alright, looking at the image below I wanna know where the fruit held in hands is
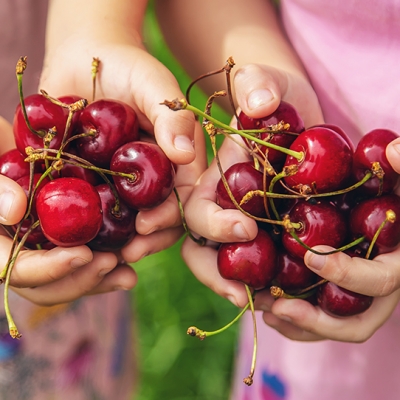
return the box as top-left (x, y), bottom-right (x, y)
top-left (111, 141), bottom-right (175, 211)
top-left (217, 228), bottom-right (278, 290)
top-left (36, 177), bottom-right (103, 247)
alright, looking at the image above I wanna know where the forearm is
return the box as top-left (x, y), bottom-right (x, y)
top-left (46, 0), bottom-right (148, 51)
top-left (155, 0), bottom-right (307, 94)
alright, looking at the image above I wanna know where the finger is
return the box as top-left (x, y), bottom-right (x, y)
top-left (12, 251), bottom-right (119, 306)
top-left (121, 226), bottom-right (184, 263)
top-left (181, 236), bottom-right (248, 307)
top-left (304, 245), bottom-right (400, 297)
top-left (386, 137), bottom-right (400, 174)
top-left (268, 290), bottom-right (400, 342)
top-left (0, 175), bottom-right (28, 225)
top-left (2, 238), bottom-right (94, 288)
top-left (184, 138), bottom-right (258, 243)
top-left (0, 116), bottom-right (16, 151)
top-left (233, 63), bottom-right (324, 127)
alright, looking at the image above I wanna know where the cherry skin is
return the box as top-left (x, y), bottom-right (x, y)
top-left (217, 228), bottom-right (278, 290)
top-left (317, 281), bottom-right (373, 317)
top-left (36, 177), bottom-right (103, 247)
top-left (310, 123), bottom-right (355, 152)
top-left (352, 128), bottom-right (400, 196)
top-left (13, 93), bottom-right (71, 156)
top-left (75, 99), bottom-right (140, 168)
top-left (282, 199), bottom-right (348, 259)
top-left (88, 184), bottom-right (137, 252)
top-left (216, 161), bottom-right (271, 218)
top-left (349, 193), bottom-right (400, 255)
top-left (110, 141), bottom-right (175, 211)
top-left (0, 148), bottom-right (43, 181)
top-left (238, 100), bottom-right (304, 167)
top-left (273, 250), bottom-right (319, 292)
top-left (283, 126), bottom-right (353, 194)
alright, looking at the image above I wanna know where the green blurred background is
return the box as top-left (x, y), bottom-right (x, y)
top-left (131, 3), bottom-right (240, 400)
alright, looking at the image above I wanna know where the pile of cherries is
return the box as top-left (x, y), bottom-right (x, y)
top-left (0, 57), bottom-right (175, 339)
top-left (215, 100), bottom-right (400, 318)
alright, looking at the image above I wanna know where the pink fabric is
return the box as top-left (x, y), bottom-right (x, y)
top-left (231, 1), bottom-right (400, 399)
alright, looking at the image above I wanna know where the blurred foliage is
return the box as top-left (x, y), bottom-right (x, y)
top-left (131, 4), bottom-right (240, 400)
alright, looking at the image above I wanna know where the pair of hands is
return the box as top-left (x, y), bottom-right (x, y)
top-left (181, 63), bottom-right (400, 343)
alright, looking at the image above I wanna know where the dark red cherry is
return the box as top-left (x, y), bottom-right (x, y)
top-left (283, 126), bottom-right (353, 194)
top-left (13, 93), bottom-right (71, 155)
top-left (349, 193), bottom-right (400, 255)
top-left (36, 177), bottom-right (103, 247)
top-left (216, 161), bottom-right (271, 218)
top-left (88, 184), bottom-right (137, 251)
top-left (217, 228), bottom-right (278, 290)
top-left (110, 141), bottom-right (175, 211)
top-left (238, 101), bottom-right (304, 166)
top-left (317, 281), bottom-right (373, 317)
top-left (311, 123), bottom-right (355, 152)
top-left (352, 128), bottom-right (400, 196)
top-left (75, 99), bottom-right (140, 168)
top-left (0, 148), bottom-right (42, 181)
top-left (282, 199), bottom-right (348, 259)
top-left (273, 250), bottom-right (319, 291)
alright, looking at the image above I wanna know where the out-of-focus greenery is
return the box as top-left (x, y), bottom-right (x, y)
top-left (131, 4), bottom-right (240, 400)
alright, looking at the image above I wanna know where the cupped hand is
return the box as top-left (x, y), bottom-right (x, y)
top-left (181, 64), bottom-right (323, 307)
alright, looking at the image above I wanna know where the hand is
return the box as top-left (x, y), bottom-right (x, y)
top-left (39, 18), bottom-right (207, 263)
top-left (0, 118), bottom-right (137, 306)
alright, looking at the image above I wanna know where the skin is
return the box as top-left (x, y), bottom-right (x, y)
top-left (156, 0), bottom-right (400, 342)
top-left (3, 0), bottom-right (207, 306)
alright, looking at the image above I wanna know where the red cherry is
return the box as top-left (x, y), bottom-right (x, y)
top-left (36, 177), bottom-right (103, 247)
top-left (352, 128), bottom-right (400, 196)
top-left (110, 141), bottom-right (175, 211)
top-left (217, 229), bottom-right (278, 290)
top-left (349, 193), bottom-right (400, 255)
top-left (216, 161), bottom-right (270, 218)
top-left (238, 101), bottom-right (304, 166)
top-left (283, 126), bottom-right (353, 194)
top-left (88, 184), bottom-right (137, 251)
top-left (317, 281), bottom-right (373, 317)
top-left (75, 99), bottom-right (140, 168)
top-left (13, 93), bottom-right (71, 155)
top-left (0, 148), bottom-right (42, 181)
top-left (282, 199), bottom-right (348, 259)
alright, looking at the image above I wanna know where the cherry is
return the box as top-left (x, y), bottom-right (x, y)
top-left (13, 93), bottom-right (71, 156)
top-left (352, 128), bottom-right (400, 196)
top-left (216, 161), bottom-right (271, 218)
top-left (349, 193), bottom-right (400, 255)
top-left (317, 281), bottom-right (373, 317)
top-left (283, 126), bottom-right (354, 194)
top-left (36, 177), bottom-right (103, 247)
top-left (238, 101), bottom-right (304, 167)
top-left (0, 148), bottom-right (42, 181)
top-left (282, 199), bottom-right (348, 259)
top-left (311, 123), bottom-right (355, 152)
top-left (273, 250), bottom-right (319, 292)
top-left (217, 228), bottom-right (278, 290)
top-left (88, 184), bottom-right (137, 252)
top-left (110, 141), bottom-right (175, 211)
top-left (75, 99), bottom-right (140, 168)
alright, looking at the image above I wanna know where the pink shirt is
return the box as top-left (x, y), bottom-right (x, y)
top-left (232, 1), bottom-right (400, 399)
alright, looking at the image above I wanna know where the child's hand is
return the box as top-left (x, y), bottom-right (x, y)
top-left (0, 118), bottom-right (137, 306)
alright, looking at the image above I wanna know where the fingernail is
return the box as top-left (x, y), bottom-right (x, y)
top-left (306, 253), bottom-right (326, 271)
top-left (233, 222), bottom-right (250, 240)
top-left (70, 257), bottom-right (90, 269)
top-left (258, 301), bottom-right (271, 312)
top-left (393, 143), bottom-right (400, 155)
top-left (227, 295), bottom-right (238, 306)
top-left (98, 268), bottom-right (113, 277)
top-left (114, 286), bottom-right (129, 291)
top-left (247, 89), bottom-right (274, 110)
top-left (278, 315), bottom-right (292, 323)
top-left (0, 190), bottom-right (15, 222)
top-left (174, 135), bottom-right (195, 154)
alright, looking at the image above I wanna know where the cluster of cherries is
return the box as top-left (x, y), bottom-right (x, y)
top-left (216, 100), bottom-right (400, 318)
top-left (0, 57), bottom-right (175, 338)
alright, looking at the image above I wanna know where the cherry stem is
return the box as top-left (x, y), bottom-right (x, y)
top-left (270, 284), bottom-right (319, 299)
top-left (187, 302), bottom-right (250, 340)
top-left (366, 209), bottom-right (396, 259)
top-left (173, 187), bottom-right (205, 246)
top-left (243, 284), bottom-right (257, 386)
top-left (15, 56), bottom-right (45, 138)
top-left (91, 57), bottom-right (101, 102)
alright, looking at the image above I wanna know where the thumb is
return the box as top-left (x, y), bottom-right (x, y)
top-left (386, 137), bottom-right (400, 174)
top-left (0, 175), bottom-right (27, 225)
